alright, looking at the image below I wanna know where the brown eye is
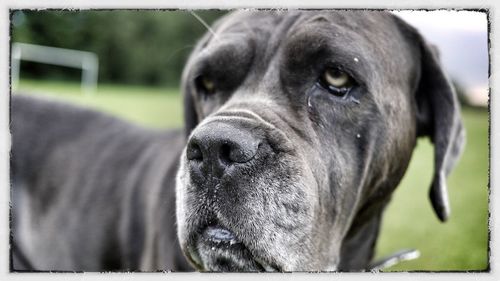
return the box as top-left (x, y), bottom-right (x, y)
top-left (195, 75), bottom-right (216, 95)
top-left (319, 68), bottom-right (354, 97)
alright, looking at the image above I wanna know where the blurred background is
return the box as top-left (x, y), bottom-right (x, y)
top-left (10, 10), bottom-right (489, 271)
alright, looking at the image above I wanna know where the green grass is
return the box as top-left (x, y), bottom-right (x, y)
top-left (14, 79), bottom-right (489, 271)
top-left (15, 79), bottom-right (184, 129)
top-left (375, 107), bottom-right (489, 271)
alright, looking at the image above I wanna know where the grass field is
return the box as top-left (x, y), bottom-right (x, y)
top-left (14, 79), bottom-right (490, 271)
top-left (15, 79), bottom-right (184, 129)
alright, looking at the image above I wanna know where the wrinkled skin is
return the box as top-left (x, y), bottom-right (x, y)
top-left (176, 10), bottom-right (465, 272)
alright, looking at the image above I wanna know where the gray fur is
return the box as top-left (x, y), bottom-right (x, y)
top-left (11, 95), bottom-right (190, 271)
top-left (11, 10), bottom-right (464, 272)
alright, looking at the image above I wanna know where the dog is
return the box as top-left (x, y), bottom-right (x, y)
top-left (10, 10), bottom-right (465, 272)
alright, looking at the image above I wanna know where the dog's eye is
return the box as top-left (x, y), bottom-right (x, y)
top-left (324, 69), bottom-right (350, 87)
top-left (195, 76), bottom-right (216, 95)
top-left (319, 68), bottom-right (354, 97)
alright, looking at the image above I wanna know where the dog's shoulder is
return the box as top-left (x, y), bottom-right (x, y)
top-left (11, 94), bottom-right (185, 183)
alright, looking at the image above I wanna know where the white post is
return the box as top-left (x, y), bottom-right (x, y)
top-left (10, 43), bottom-right (99, 94)
top-left (81, 53), bottom-right (99, 95)
top-left (11, 44), bottom-right (21, 90)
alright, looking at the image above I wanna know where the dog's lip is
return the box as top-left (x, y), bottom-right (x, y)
top-left (188, 224), bottom-right (281, 272)
top-left (253, 256), bottom-right (280, 272)
top-left (203, 225), bottom-right (240, 245)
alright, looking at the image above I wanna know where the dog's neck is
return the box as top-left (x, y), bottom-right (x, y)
top-left (338, 197), bottom-right (388, 271)
top-left (117, 135), bottom-right (192, 271)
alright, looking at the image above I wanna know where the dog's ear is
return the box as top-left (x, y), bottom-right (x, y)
top-left (417, 40), bottom-right (466, 222)
top-left (395, 15), bottom-right (466, 222)
top-left (183, 82), bottom-right (199, 138)
top-left (181, 44), bottom-right (204, 138)
top-left (181, 30), bottom-right (216, 138)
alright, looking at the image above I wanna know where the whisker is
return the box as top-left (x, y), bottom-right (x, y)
top-left (190, 11), bottom-right (219, 42)
top-left (165, 44), bottom-right (196, 64)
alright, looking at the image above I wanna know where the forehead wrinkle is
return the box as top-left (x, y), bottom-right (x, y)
top-left (284, 24), bottom-right (374, 82)
top-left (204, 11), bottom-right (288, 72)
top-left (260, 12), bottom-right (304, 64)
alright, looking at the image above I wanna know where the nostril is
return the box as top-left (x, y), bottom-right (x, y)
top-left (186, 140), bottom-right (203, 161)
top-left (219, 143), bottom-right (232, 164)
top-left (226, 141), bottom-right (260, 164)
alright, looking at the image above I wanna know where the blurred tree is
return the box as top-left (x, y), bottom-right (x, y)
top-left (11, 10), bottom-right (226, 88)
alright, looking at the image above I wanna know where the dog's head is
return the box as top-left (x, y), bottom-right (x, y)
top-left (175, 10), bottom-right (465, 271)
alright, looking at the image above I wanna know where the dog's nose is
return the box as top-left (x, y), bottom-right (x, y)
top-left (186, 122), bottom-right (260, 177)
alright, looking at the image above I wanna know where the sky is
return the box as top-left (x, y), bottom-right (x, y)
top-left (393, 10), bottom-right (489, 106)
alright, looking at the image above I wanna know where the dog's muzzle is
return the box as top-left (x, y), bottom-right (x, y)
top-left (183, 119), bottom-right (279, 271)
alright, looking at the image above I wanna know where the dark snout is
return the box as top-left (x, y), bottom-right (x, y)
top-left (178, 112), bottom-right (317, 271)
top-left (183, 120), bottom-right (278, 271)
top-left (186, 122), bottom-right (262, 180)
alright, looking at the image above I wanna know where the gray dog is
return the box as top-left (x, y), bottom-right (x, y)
top-left (10, 10), bottom-right (465, 272)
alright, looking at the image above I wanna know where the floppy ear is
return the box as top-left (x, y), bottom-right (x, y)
top-left (183, 82), bottom-right (199, 138)
top-left (410, 24), bottom-right (466, 222)
top-left (181, 30), bottom-right (216, 138)
top-left (181, 43), bottom-right (204, 138)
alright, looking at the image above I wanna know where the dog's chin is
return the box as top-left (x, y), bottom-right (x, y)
top-left (186, 225), bottom-right (279, 272)
top-left (195, 242), bottom-right (276, 272)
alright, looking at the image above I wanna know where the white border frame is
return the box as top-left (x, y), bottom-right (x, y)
top-left (0, 1), bottom-right (496, 281)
